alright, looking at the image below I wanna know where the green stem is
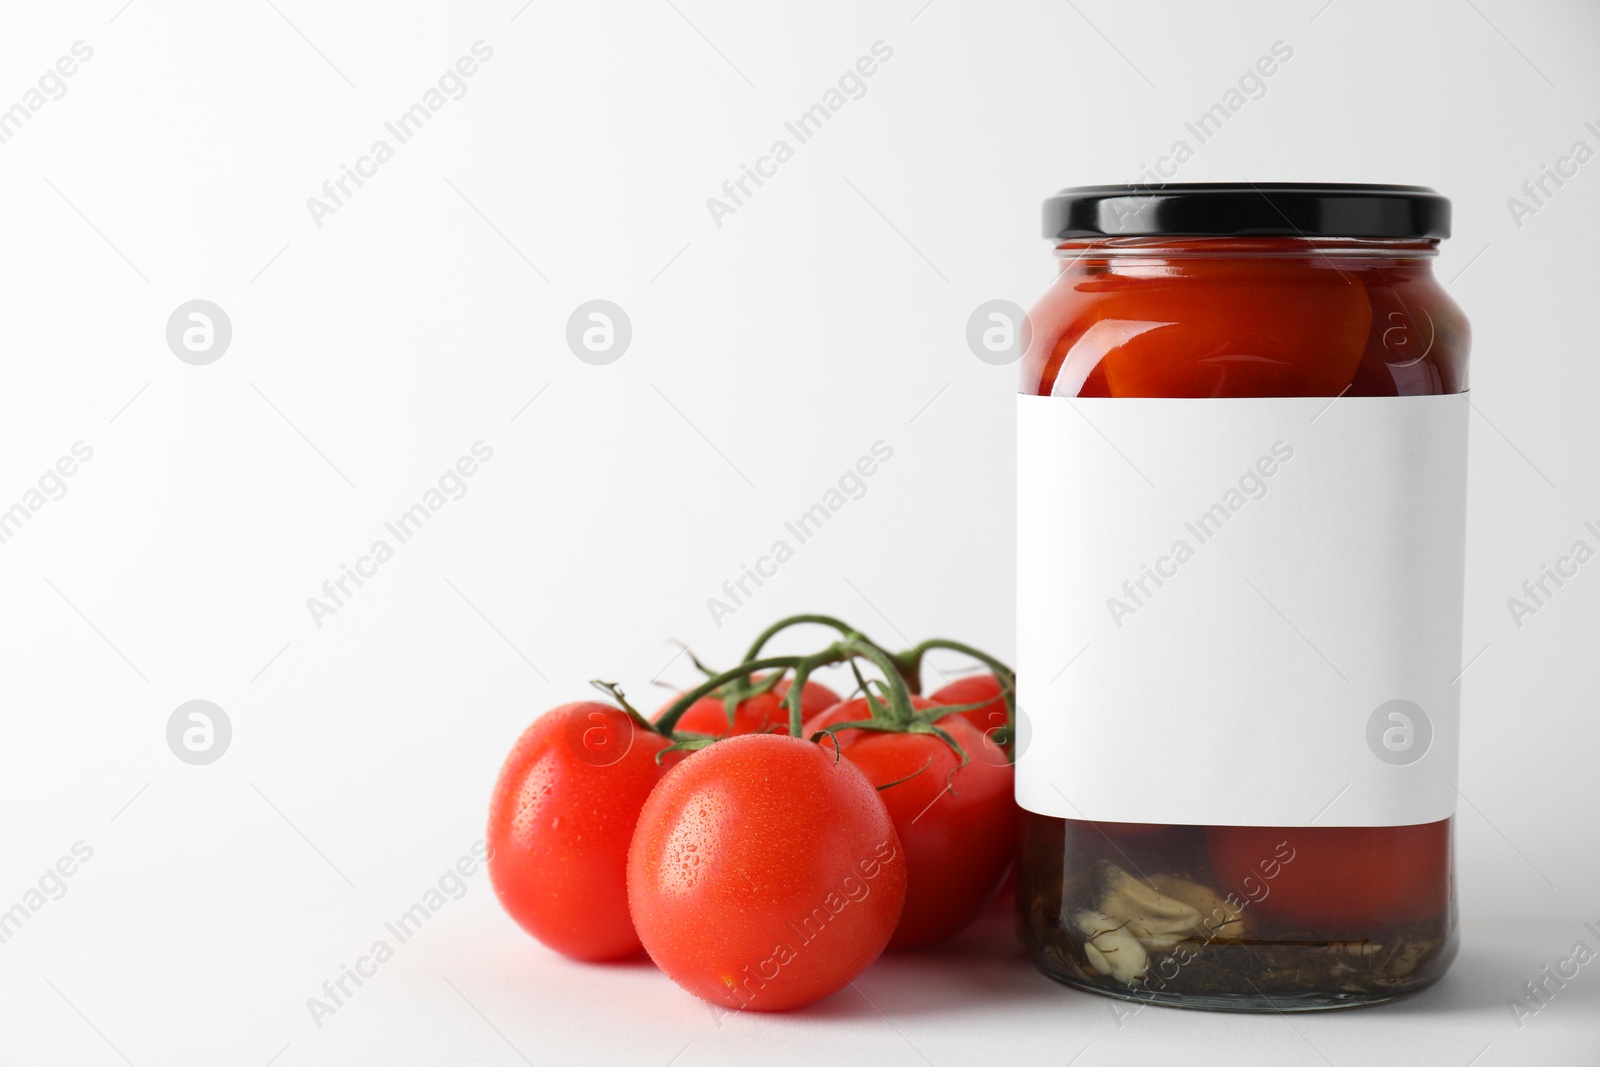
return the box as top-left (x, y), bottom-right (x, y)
top-left (740, 614), bottom-right (922, 694)
top-left (843, 639), bottom-right (920, 725)
top-left (908, 638), bottom-right (1013, 690)
top-left (784, 660), bottom-right (813, 739)
top-left (589, 680), bottom-right (661, 735)
top-left (656, 636), bottom-right (921, 740)
top-left (654, 655), bottom-right (805, 735)
top-left (903, 637), bottom-right (1016, 738)
top-left (738, 614), bottom-right (859, 662)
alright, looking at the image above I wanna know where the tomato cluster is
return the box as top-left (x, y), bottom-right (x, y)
top-left (485, 615), bottom-right (1018, 1011)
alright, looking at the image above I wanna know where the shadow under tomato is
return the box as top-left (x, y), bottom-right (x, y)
top-left (770, 908), bottom-right (1064, 1023)
top-left (586, 950), bottom-right (657, 970)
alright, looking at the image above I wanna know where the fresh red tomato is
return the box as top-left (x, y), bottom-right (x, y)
top-left (658, 676), bottom-right (839, 737)
top-left (802, 694), bottom-right (940, 751)
top-left (841, 716), bottom-right (1016, 948)
top-left (487, 702), bottom-right (670, 961)
top-left (627, 734), bottom-right (907, 1011)
top-left (928, 673), bottom-right (1009, 743)
top-left (1028, 248), bottom-right (1375, 399)
top-left (1206, 820), bottom-right (1451, 931)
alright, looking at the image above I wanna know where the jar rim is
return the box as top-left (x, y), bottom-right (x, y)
top-left (1051, 235), bottom-right (1440, 260)
top-left (1043, 183), bottom-right (1450, 242)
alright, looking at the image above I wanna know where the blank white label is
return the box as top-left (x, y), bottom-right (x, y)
top-left (1015, 393), bottom-right (1467, 828)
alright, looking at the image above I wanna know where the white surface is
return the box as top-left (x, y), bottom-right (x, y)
top-left (0, 0), bottom-right (1597, 1064)
top-left (1016, 395), bottom-right (1468, 827)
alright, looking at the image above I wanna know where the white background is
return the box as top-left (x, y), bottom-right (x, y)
top-left (0, 1), bottom-right (1596, 1064)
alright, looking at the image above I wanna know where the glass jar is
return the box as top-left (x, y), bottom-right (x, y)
top-left (1014, 184), bottom-right (1468, 1011)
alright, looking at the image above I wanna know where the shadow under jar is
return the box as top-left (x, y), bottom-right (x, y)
top-left (1014, 185), bottom-right (1468, 1012)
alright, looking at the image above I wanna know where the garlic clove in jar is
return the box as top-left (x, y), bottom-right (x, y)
top-left (1073, 909), bottom-right (1150, 983)
top-left (1096, 865), bottom-right (1206, 950)
top-left (1073, 864), bottom-right (1257, 983)
top-left (1146, 873), bottom-right (1249, 943)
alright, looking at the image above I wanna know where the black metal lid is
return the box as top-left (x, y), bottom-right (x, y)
top-left (1043, 183), bottom-right (1450, 241)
